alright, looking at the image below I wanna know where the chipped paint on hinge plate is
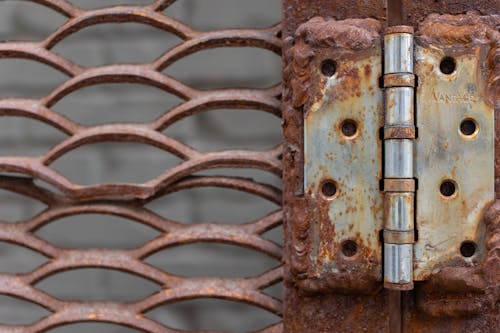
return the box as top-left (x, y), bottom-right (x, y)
top-left (413, 42), bottom-right (495, 280)
top-left (304, 45), bottom-right (384, 286)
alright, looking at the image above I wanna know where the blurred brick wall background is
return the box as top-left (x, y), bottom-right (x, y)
top-left (0, 0), bottom-right (282, 331)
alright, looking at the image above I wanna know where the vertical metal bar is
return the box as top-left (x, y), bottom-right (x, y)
top-left (383, 26), bottom-right (416, 290)
top-left (389, 290), bottom-right (402, 333)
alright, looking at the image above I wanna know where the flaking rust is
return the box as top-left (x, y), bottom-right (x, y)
top-left (286, 17), bottom-right (384, 294)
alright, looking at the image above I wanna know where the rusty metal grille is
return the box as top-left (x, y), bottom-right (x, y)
top-left (0, 0), bottom-right (283, 332)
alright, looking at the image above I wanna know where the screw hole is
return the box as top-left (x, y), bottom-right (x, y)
top-left (341, 119), bottom-right (358, 138)
top-left (321, 180), bottom-right (337, 198)
top-left (460, 241), bottom-right (476, 257)
top-left (341, 240), bottom-right (358, 257)
top-left (460, 118), bottom-right (477, 137)
top-left (440, 180), bottom-right (456, 197)
top-left (439, 56), bottom-right (456, 75)
top-left (321, 59), bottom-right (337, 77)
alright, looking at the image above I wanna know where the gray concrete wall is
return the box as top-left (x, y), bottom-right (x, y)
top-left (0, 0), bottom-right (282, 331)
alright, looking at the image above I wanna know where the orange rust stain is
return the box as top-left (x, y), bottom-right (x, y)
top-left (364, 64), bottom-right (372, 77)
top-left (328, 66), bottom-right (363, 101)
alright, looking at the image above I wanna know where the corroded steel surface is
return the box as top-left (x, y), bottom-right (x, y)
top-left (296, 17), bottom-right (384, 293)
top-left (0, 0), bottom-right (283, 332)
top-left (399, 0), bottom-right (499, 27)
top-left (403, 203), bottom-right (499, 331)
top-left (282, 2), bottom-right (391, 332)
top-left (414, 13), bottom-right (497, 280)
top-left (282, 0), bottom-right (388, 37)
top-left (283, 1), bottom-right (499, 332)
top-left (402, 13), bottom-right (500, 332)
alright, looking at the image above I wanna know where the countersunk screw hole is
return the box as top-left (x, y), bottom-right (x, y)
top-left (460, 241), bottom-right (476, 257)
top-left (342, 240), bottom-right (358, 257)
top-left (321, 59), bottom-right (337, 77)
top-left (341, 119), bottom-right (358, 138)
top-left (460, 119), bottom-right (477, 137)
top-left (439, 56), bottom-right (456, 75)
top-left (321, 180), bottom-right (337, 198)
top-left (440, 180), bottom-right (456, 197)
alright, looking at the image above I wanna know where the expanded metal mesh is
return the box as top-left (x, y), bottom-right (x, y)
top-left (0, 0), bottom-right (283, 331)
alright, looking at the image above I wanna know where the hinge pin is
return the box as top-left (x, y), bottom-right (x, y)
top-left (383, 26), bottom-right (416, 290)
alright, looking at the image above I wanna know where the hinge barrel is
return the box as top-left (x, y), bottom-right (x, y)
top-left (383, 27), bottom-right (416, 290)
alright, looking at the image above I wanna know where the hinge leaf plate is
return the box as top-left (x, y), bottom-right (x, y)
top-left (413, 42), bottom-right (495, 279)
top-left (301, 19), bottom-right (384, 292)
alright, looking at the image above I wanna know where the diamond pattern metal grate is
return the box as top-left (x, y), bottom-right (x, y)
top-left (0, 0), bottom-right (283, 331)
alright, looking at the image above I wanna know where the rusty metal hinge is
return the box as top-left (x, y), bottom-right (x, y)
top-left (299, 16), bottom-right (495, 293)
